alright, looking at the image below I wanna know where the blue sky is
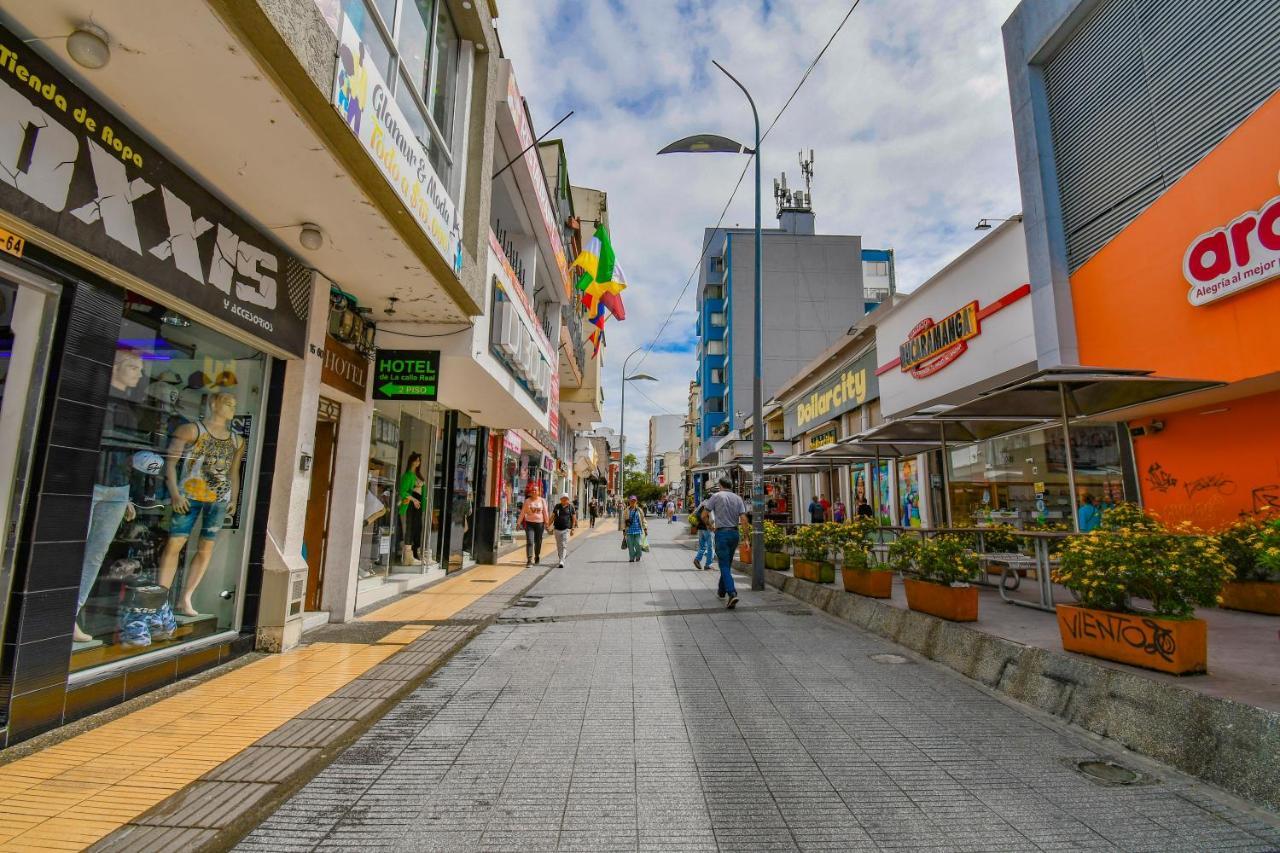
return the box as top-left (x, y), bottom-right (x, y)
top-left (497, 0), bottom-right (1023, 455)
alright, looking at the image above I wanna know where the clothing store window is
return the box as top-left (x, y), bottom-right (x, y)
top-left (72, 296), bottom-right (266, 672)
top-left (438, 412), bottom-right (482, 569)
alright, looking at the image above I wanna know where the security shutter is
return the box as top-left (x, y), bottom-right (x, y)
top-left (1043, 0), bottom-right (1280, 271)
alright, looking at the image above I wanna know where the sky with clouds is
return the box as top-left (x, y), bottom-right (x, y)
top-left (496, 0), bottom-right (1023, 457)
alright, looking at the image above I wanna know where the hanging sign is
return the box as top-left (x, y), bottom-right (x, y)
top-left (808, 426), bottom-right (839, 450)
top-left (0, 26), bottom-right (311, 356)
top-left (899, 301), bottom-right (980, 376)
top-left (321, 334), bottom-right (368, 398)
top-left (373, 349), bottom-right (440, 400)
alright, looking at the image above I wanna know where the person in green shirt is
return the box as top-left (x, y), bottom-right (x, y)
top-left (398, 452), bottom-right (425, 564)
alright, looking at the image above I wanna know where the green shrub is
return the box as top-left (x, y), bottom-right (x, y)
top-left (1255, 517), bottom-right (1280, 582)
top-left (886, 533), bottom-right (921, 573)
top-left (762, 520), bottom-right (789, 554)
top-left (842, 546), bottom-right (871, 572)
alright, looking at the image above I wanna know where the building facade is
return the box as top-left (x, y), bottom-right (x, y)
top-left (693, 194), bottom-right (893, 461)
top-left (0, 0), bottom-right (605, 745)
top-left (1004, 0), bottom-right (1280, 529)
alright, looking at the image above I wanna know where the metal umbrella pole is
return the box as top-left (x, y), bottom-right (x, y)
top-left (1059, 382), bottom-right (1080, 532)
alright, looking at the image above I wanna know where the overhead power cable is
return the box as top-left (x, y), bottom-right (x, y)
top-left (632, 0), bottom-right (863, 374)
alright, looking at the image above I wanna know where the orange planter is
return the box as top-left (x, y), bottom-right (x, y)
top-left (1056, 604), bottom-right (1207, 675)
top-left (738, 544), bottom-right (752, 564)
top-left (903, 578), bottom-right (978, 622)
top-left (1218, 581), bottom-right (1280, 615)
top-left (843, 567), bottom-right (893, 598)
top-left (764, 552), bottom-right (791, 571)
top-left (792, 559), bottom-right (835, 584)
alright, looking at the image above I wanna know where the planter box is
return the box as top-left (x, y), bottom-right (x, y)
top-left (764, 551), bottom-right (791, 571)
top-left (1219, 581), bottom-right (1280, 615)
top-left (842, 567), bottom-right (893, 598)
top-left (903, 577), bottom-right (977, 622)
top-left (1056, 603), bottom-right (1206, 675)
top-left (738, 544), bottom-right (751, 564)
top-left (792, 558), bottom-right (835, 584)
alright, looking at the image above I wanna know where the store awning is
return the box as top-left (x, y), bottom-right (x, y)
top-left (939, 368), bottom-right (1222, 420)
top-left (835, 436), bottom-right (942, 458)
top-left (857, 415), bottom-right (1047, 446)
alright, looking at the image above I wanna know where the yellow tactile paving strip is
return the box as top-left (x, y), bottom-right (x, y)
top-left (358, 563), bottom-right (525, 622)
top-left (0, 642), bottom-right (395, 852)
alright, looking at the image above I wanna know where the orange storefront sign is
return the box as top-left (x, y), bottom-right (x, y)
top-left (1070, 91), bottom-right (1280, 382)
top-left (1069, 92), bottom-right (1280, 530)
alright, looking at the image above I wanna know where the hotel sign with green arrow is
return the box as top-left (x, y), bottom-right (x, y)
top-left (373, 349), bottom-right (441, 401)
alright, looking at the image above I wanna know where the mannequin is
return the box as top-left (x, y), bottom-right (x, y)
top-left (397, 452), bottom-right (425, 565)
top-left (74, 348), bottom-right (145, 644)
top-left (158, 392), bottom-right (244, 617)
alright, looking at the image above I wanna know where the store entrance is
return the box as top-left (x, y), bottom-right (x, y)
top-left (303, 398), bottom-right (340, 613)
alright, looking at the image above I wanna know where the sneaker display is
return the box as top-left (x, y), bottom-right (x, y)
top-left (118, 607), bottom-right (152, 648)
top-left (148, 601), bottom-right (177, 641)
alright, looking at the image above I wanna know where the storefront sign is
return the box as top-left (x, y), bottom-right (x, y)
top-left (333, 12), bottom-right (462, 277)
top-left (372, 349), bottom-right (440, 400)
top-left (503, 430), bottom-right (523, 455)
top-left (900, 301), bottom-right (980, 376)
top-left (504, 71), bottom-right (571, 298)
top-left (808, 427), bottom-right (838, 450)
top-left (321, 334), bottom-right (368, 398)
top-left (1182, 191), bottom-right (1280, 306)
top-left (0, 28), bottom-right (311, 356)
top-left (784, 350), bottom-right (878, 438)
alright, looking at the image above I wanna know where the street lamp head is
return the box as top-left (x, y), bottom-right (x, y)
top-left (657, 134), bottom-right (753, 156)
top-left (974, 219), bottom-right (993, 231)
top-left (625, 373), bottom-right (659, 382)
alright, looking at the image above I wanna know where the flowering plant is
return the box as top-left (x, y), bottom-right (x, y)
top-left (1054, 512), bottom-right (1233, 618)
top-left (1253, 517), bottom-right (1280, 582)
top-left (829, 518), bottom-right (877, 559)
top-left (791, 524), bottom-right (834, 562)
top-left (842, 546), bottom-right (871, 572)
top-left (913, 535), bottom-right (980, 586)
top-left (1098, 502), bottom-right (1164, 532)
top-left (887, 533), bottom-right (921, 573)
top-left (762, 520), bottom-right (789, 554)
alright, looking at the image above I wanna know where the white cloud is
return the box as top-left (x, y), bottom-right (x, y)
top-left (497, 0), bottom-right (1023, 449)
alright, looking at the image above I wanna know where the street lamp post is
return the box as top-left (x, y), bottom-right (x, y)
top-left (658, 61), bottom-right (765, 591)
top-left (618, 346), bottom-right (658, 530)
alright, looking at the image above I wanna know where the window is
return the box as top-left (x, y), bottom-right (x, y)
top-left (705, 398), bottom-right (725, 414)
top-left (709, 312), bottom-right (726, 327)
top-left (709, 256), bottom-right (725, 274)
top-left (73, 298), bottom-right (267, 672)
top-left (709, 368), bottom-right (724, 385)
top-left (863, 260), bottom-right (890, 277)
top-left (343, 0), bottom-right (462, 183)
top-left (706, 340), bottom-right (725, 355)
top-left (705, 284), bottom-right (724, 300)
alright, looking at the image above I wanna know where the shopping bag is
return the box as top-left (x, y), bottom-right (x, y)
top-left (640, 534), bottom-right (650, 553)
top-left (620, 537), bottom-right (628, 550)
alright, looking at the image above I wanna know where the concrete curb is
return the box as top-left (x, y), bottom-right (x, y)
top-left (86, 533), bottom-right (602, 853)
top-left (754, 565), bottom-right (1280, 813)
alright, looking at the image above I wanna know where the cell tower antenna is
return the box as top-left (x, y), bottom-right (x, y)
top-left (799, 149), bottom-right (814, 209)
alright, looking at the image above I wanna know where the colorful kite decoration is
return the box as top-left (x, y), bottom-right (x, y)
top-left (571, 224), bottom-right (628, 357)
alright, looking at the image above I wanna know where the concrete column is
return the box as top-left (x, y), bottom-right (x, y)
top-left (320, 383), bottom-right (374, 622)
top-left (256, 274), bottom-right (328, 652)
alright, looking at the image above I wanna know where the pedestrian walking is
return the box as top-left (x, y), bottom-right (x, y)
top-left (701, 477), bottom-right (747, 609)
top-left (623, 495), bottom-right (647, 562)
top-left (833, 500), bottom-right (847, 523)
top-left (588, 499), bottom-right (598, 528)
top-left (519, 483), bottom-right (548, 567)
top-left (552, 493), bottom-right (575, 567)
top-left (692, 488), bottom-right (714, 570)
top-left (808, 495), bottom-right (825, 525)
top-left (667, 499), bottom-right (677, 523)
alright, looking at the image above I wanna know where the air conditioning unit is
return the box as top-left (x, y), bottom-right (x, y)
top-left (535, 359), bottom-right (549, 398)
top-left (493, 300), bottom-right (518, 356)
top-left (523, 336), bottom-right (538, 381)
top-left (514, 329), bottom-right (530, 377)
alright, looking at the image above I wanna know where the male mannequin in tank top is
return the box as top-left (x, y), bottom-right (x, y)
top-left (158, 392), bottom-right (244, 617)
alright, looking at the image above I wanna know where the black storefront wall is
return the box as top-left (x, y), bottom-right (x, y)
top-left (0, 28), bottom-right (315, 740)
top-left (0, 248), bottom-right (276, 743)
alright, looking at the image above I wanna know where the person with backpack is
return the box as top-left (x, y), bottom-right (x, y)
top-left (551, 493), bottom-right (576, 568)
top-left (693, 489), bottom-right (714, 570)
top-left (623, 495), bottom-right (647, 562)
